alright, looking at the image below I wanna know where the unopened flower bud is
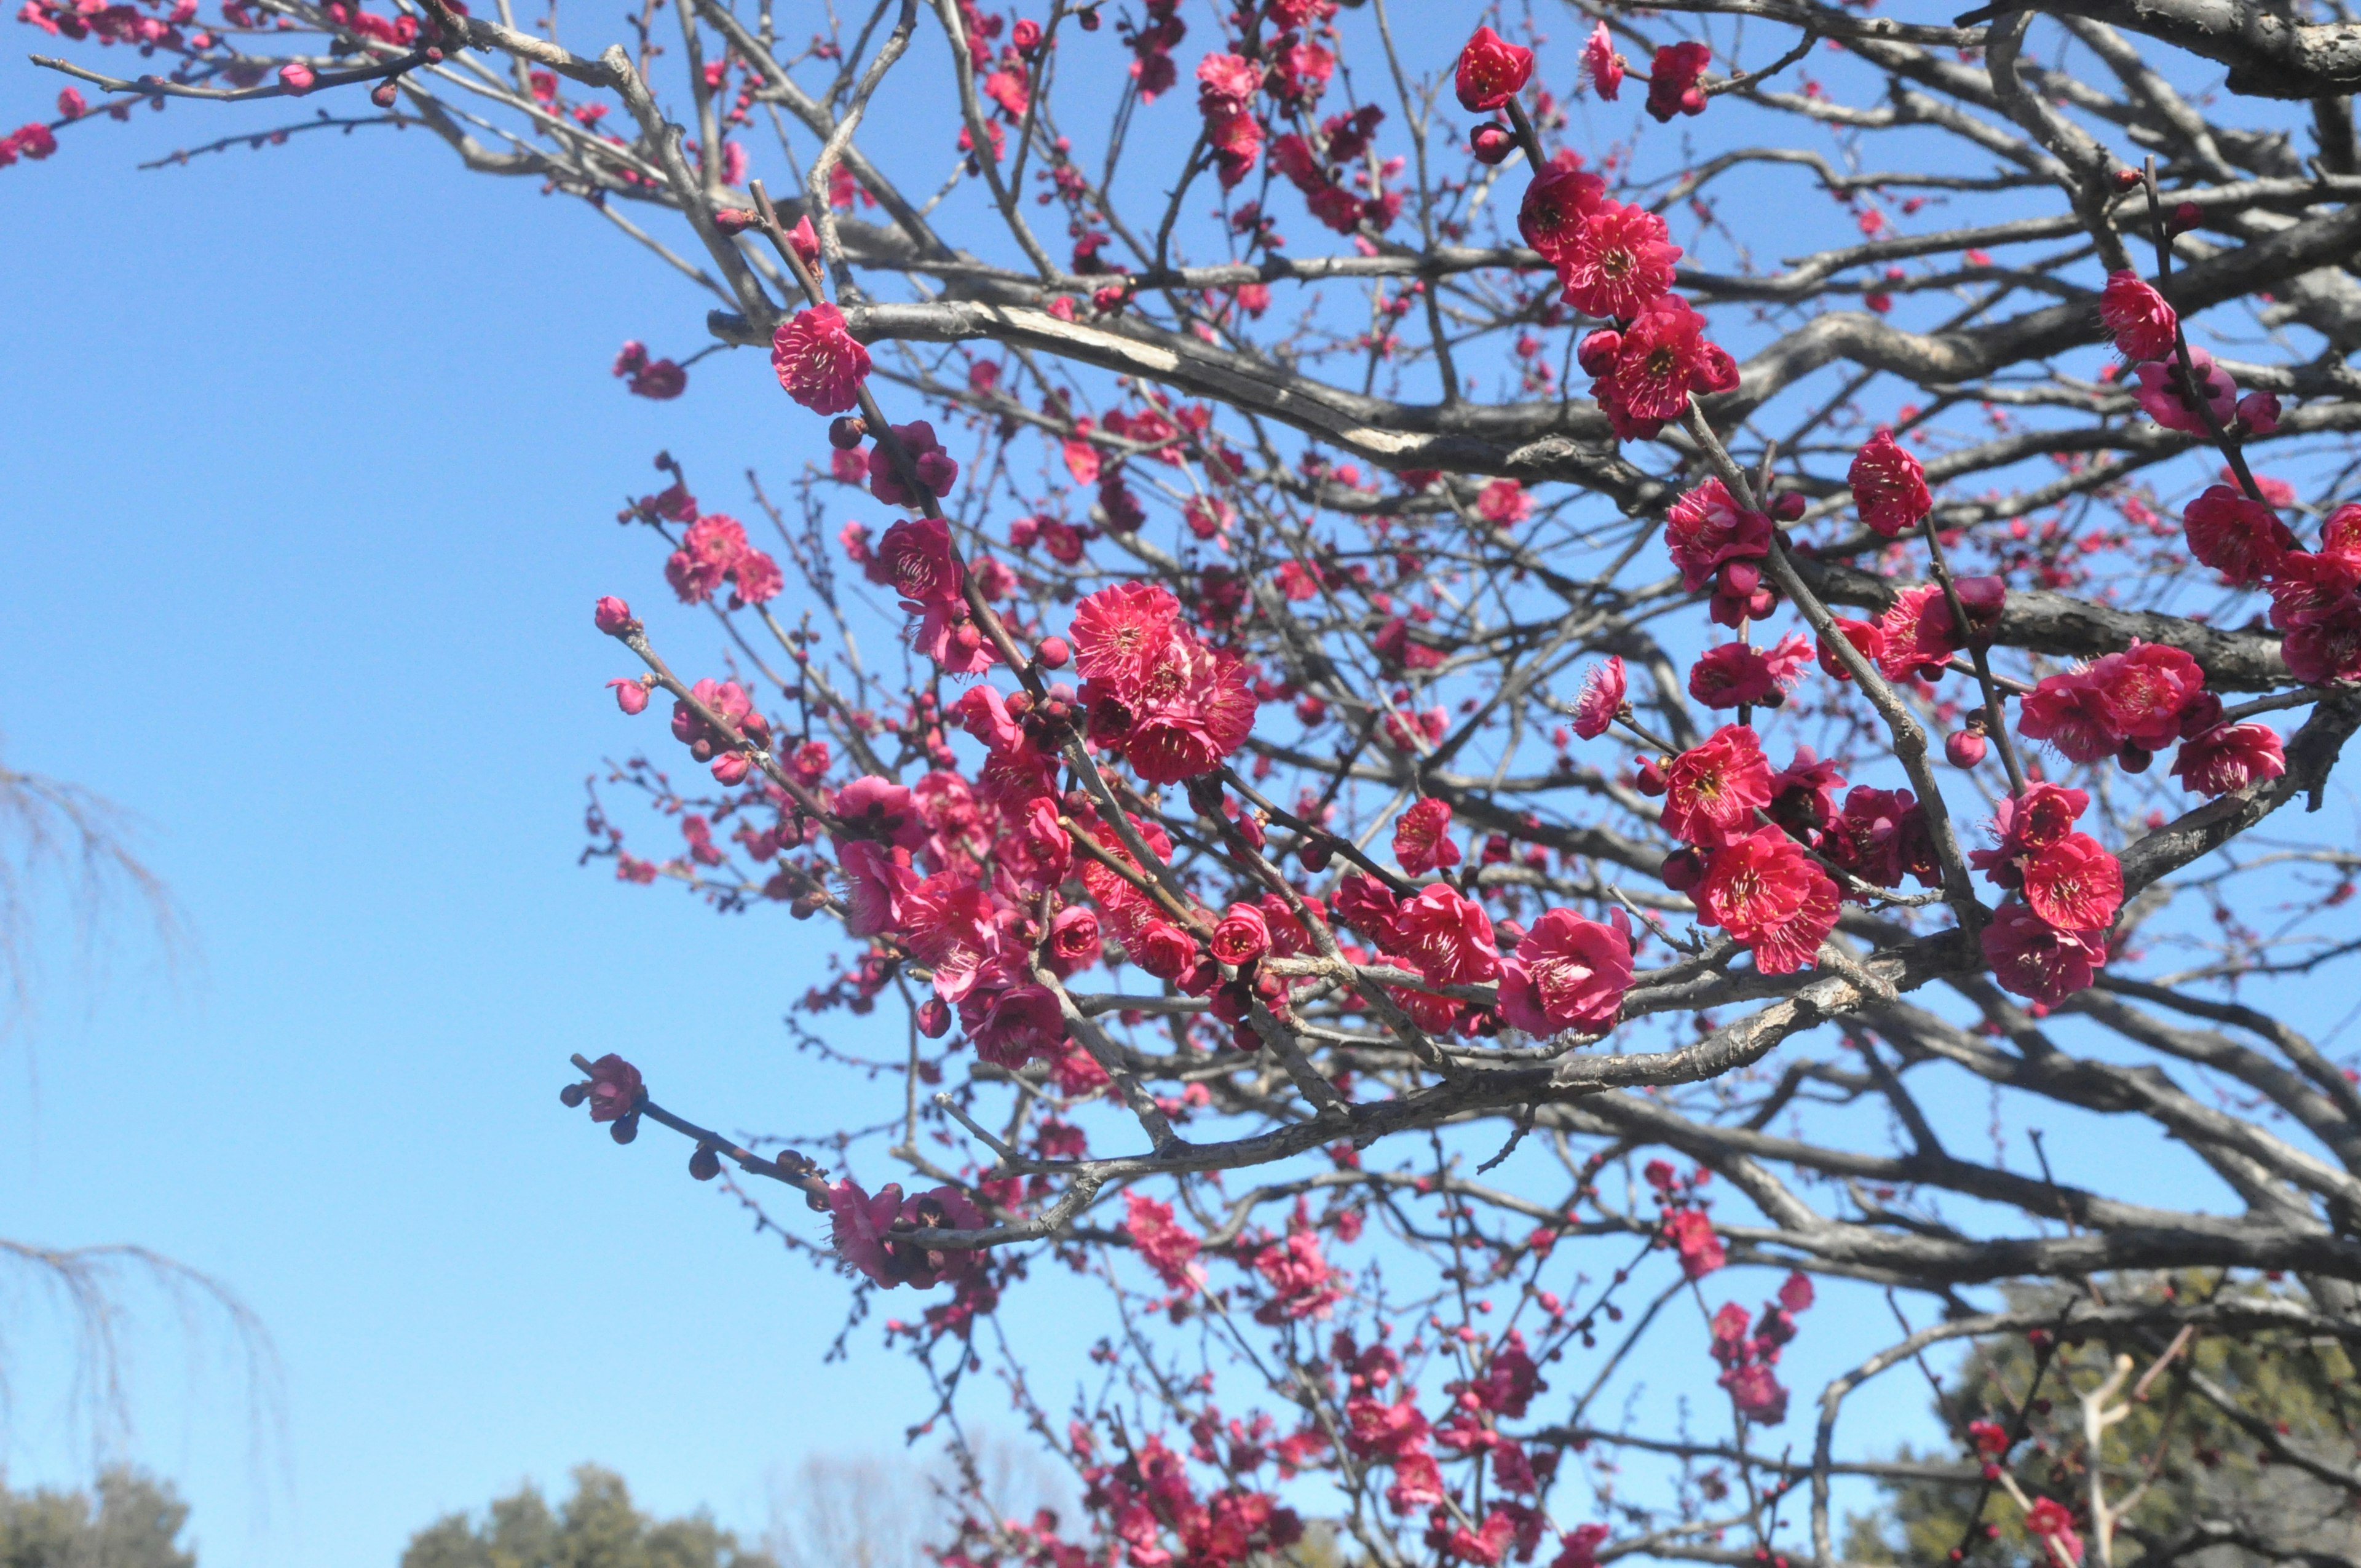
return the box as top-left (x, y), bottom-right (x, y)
top-left (1297, 837), bottom-right (1332, 872)
top-left (1035, 635), bottom-right (1072, 669)
top-left (1769, 491), bottom-right (1807, 523)
top-left (560, 1081), bottom-right (590, 1107)
top-left (917, 998), bottom-right (952, 1037)
top-left (1231, 1019), bottom-right (1262, 1053)
top-left (2113, 167), bottom-right (2143, 192)
top-left (1576, 328), bottom-right (1623, 378)
top-left (1659, 847), bottom-right (1705, 893)
top-left (595, 595), bottom-right (635, 635)
top-left (712, 751), bottom-right (753, 785)
top-left (2118, 742), bottom-right (2153, 773)
top-left (2167, 200), bottom-right (2202, 235)
top-left (1012, 17), bottom-right (1042, 55)
top-left (1717, 559), bottom-right (1761, 597)
top-left (1746, 587), bottom-right (1777, 619)
top-left (608, 678), bottom-right (651, 715)
top-left (689, 1144), bottom-right (722, 1181)
top-left (2236, 390), bottom-right (2280, 435)
top-left (370, 78), bottom-right (399, 107)
top-left (278, 60), bottom-right (316, 93)
top-left (610, 1111), bottom-right (640, 1144)
top-left (828, 415), bottom-right (868, 449)
top-left (1469, 124), bottom-right (1515, 164)
top-left (1077, 4), bottom-right (1099, 29)
top-left (713, 207), bottom-right (757, 234)
top-left (1635, 756), bottom-right (1667, 796)
top-left (1945, 729), bottom-right (1987, 769)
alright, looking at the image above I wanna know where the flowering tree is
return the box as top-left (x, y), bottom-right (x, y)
top-left (19, 0), bottom-right (2361, 1565)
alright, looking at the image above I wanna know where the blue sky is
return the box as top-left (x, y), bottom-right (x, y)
top-left (0, 53), bottom-right (945, 1558)
top-left (4, 12), bottom-right (2352, 1568)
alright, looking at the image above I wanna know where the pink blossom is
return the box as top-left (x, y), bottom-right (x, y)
top-left (1982, 902), bottom-right (2108, 1004)
top-left (1387, 884), bottom-right (1501, 989)
top-left (1556, 200), bottom-right (1680, 322)
top-left (1211, 903), bottom-right (1273, 968)
top-left (1645, 41), bottom-right (1712, 121)
top-left (1497, 906), bottom-right (1631, 1037)
top-left (1123, 1190), bottom-right (1204, 1293)
top-left (2172, 721), bottom-right (2285, 796)
top-left (828, 1178), bottom-right (989, 1289)
top-left (2019, 832), bottom-right (2124, 930)
top-left (1698, 826), bottom-right (1840, 974)
top-left (1664, 478), bottom-right (1771, 593)
top-left (1453, 26), bottom-right (1533, 113)
top-left (2098, 271), bottom-right (2177, 360)
top-left (1664, 1208), bottom-right (1724, 1277)
top-left (1848, 429), bottom-right (1931, 537)
top-left (1476, 478), bottom-right (1531, 528)
top-left (772, 304), bottom-right (872, 414)
top-left (2132, 349), bottom-right (2236, 435)
top-left (867, 420), bottom-right (960, 507)
top-left (1661, 724), bottom-right (1773, 848)
top-left (836, 838), bottom-right (920, 936)
top-left (585, 1053), bottom-right (643, 1122)
top-left (1393, 798), bottom-right (1460, 876)
top-left (1573, 655), bottom-right (1626, 738)
top-left (2182, 484), bottom-right (2295, 585)
top-left (866, 516), bottom-right (964, 611)
top-left (958, 974), bottom-right (1067, 1067)
top-left (1581, 22), bottom-right (1623, 99)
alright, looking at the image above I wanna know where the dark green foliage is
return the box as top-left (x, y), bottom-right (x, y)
top-left (1847, 1280), bottom-right (2361, 1568)
top-left (400, 1464), bottom-right (777, 1568)
top-left (0, 1467), bottom-right (197, 1568)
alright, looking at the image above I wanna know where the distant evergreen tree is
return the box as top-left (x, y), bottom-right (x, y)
top-left (401, 1464), bottom-right (776, 1568)
top-left (0, 1467), bottom-right (196, 1568)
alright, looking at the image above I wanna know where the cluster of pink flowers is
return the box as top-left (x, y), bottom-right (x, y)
top-left (2185, 487), bottom-right (2361, 686)
top-left (1706, 1272), bottom-right (1814, 1425)
top-left (1072, 582), bottom-right (1257, 785)
top-left (612, 339), bottom-right (686, 400)
top-left (1646, 726), bottom-right (1841, 974)
top-left (1970, 783), bottom-right (2120, 1005)
top-left (828, 1176), bottom-right (990, 1289)
top-left (1084, 1428), bottom-right (1305, 1568)
top-left (663, 512), bottom-right (782, 610)
top-left (2098, 271), bottom-right (2279, 440)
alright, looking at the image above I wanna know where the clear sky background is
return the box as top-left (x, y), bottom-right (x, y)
top-left (3, 13), bottom-right (2346, 1568)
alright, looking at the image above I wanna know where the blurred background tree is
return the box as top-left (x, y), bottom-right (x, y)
top-left (1848, 1279), bottom-right (2361, 1567)
top-left (0, 1466), bottom-right (197, 1568)
top-left (401, 1464), bottom-right (777, 1568)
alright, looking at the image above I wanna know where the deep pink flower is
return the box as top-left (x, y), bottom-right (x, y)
top-left (866, 420), bottom-right (960, 507)
top-left (1768, 748), bottom-right (1846, 835)
top-left (1645, 41), bottom-right (1712, 122)
top-left (277, 60), bottom-right (316, 93)
top-left (1722, 1362), bottom-right (1789, 1425)
top-left (865, 516), bottom-right (964, 611)
top-left (1554, 1524), bottom-right (1611, 1568)
top-left (1689, 633), bottom-right (1810, 709)
top-left (2025, 1499), bottom-right (2085, 1566)
top-left (1581, 22), bottom-right (1624, 99)
top-left (828, 1178), bottom-right (989, 1289)
top-left (1557, 200), bottom-right (1680, 322)
top-left (1597, 295), bottom-right (1723, 438)
top-left (958, 974), bottom-right (1067, 1067)
top-left (1848, 429), bottom-right (1931, 537)
top-left (833, 775), bottom-right (929, 851)
top-left (1698, 826), bottom-right (1840, 974)
top-left (1454, 26), bottom-right (1534, 113)
top-left (1664, 477), bottom-right (1771, 592)
top-left (2018, 669), bottom-right (2124, 764)
top-left (1664, 1208), bottom-right (1725, 1277)
top-left (1117, 642), bottom-right (1259, 785)
top-left (1573, 656), bottom-right (1626, 738)
top-left (607, 677), bottom-right (650, 715)
top-left (665, 513), bottom-right (749, 604)
top-left (2098, 271), bottom-right (2177, 360)
top-left (1129, 921), bottom-right (1200, 981)
top-left (2090, 641), bottom-right (2205, 751)
top-left (2319, 503), bottom-right (2361, 567)
top-left (1477, 478), bottom-right (1532, 527)
top-left (1970, 781), bottom-right (2090, 891)
top-left (2020, 831), bottom-right (2124, 930)
top-left (1070, 582), bottom-right (1184, 696)
top-left (1045, 905), bottom-right (1102, 979)
top-left (1123, 1190), bottom-right (1204, 1293)
top-left (1388, 884), bottom-right (1501, 989)
top-left (1393, 798), bottom-right (1459, 876)
top-left (2132, 349), bottom-right (2236, 435)
top-left (1661, 724), bottom-right (1773, 848)
top-left (1517, 162), bottom-right (1607, 262)
top-left (2172, 721), bottom-right (2285, 796)
top-left (1819, 786), bottom-right (1936, 892)
top-left (2182, 484), bottom-right (2296, 585)
top-left (593, 595), bottom-right (635, 634)
top-left (1252, 1225), bottom-right (1344, 1324)
top-left (728, 547), bottom-right (782, 606)
top-left (585, 1053), bottom-right (644, 1122)
top-left (1211, 902), bottom-right (1273, 968)
top-left (1817, 617), bottom-right (1884, 683)
top-left (837, 839), bottom-right (920, 936)
top-left (903, 874), bottom-right (1005, 1004)
top-left (1982, 902), bottom-right (2107, 1004)
top-left (1002, 798), bottom-right (1073, 893)
top-left (770, 304), bottom-right (871, 414)
top-left (1497, 907), bottom-right (1631, 1036)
